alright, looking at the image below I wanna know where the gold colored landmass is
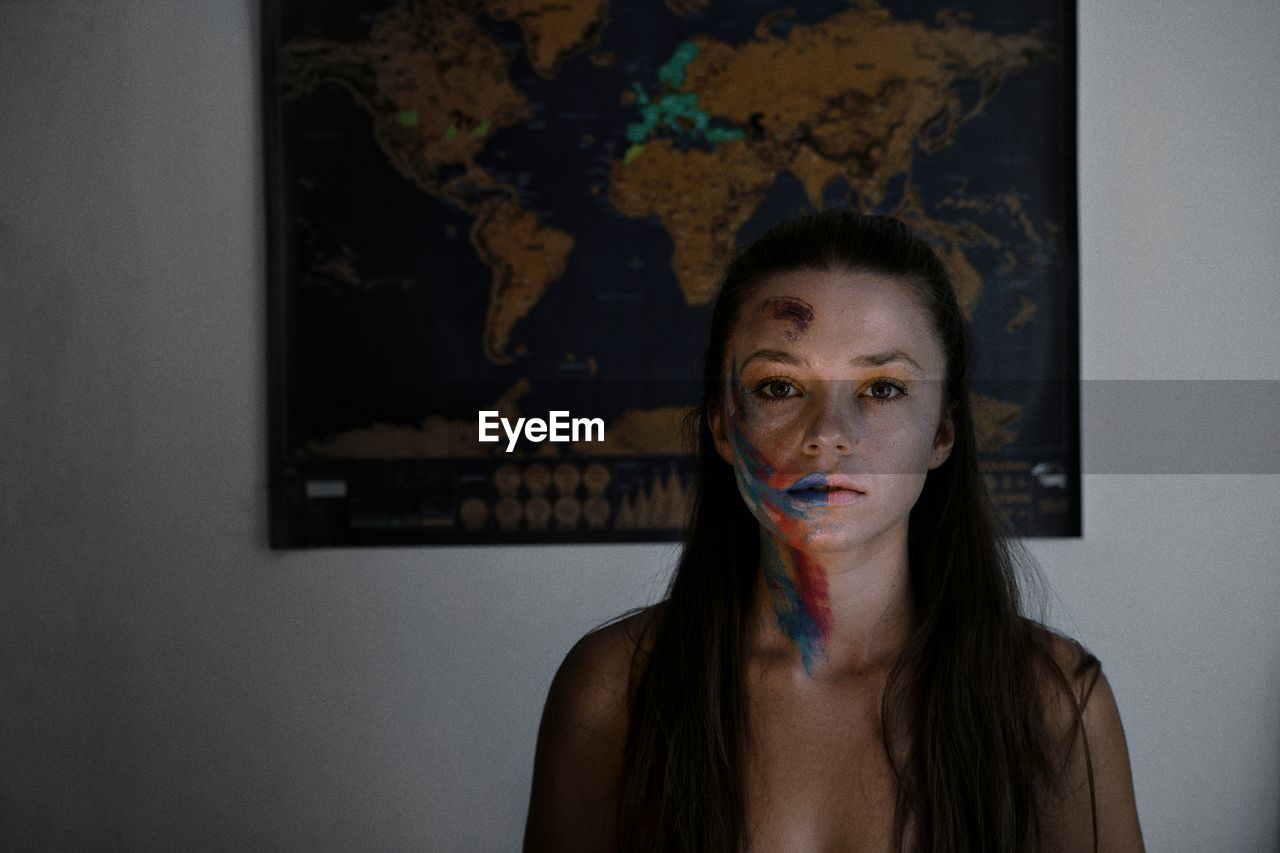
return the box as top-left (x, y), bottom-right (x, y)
top-left (754, 8), bottom-right (797, 42)
top-left (936, 191), bottom-right (1047, 278)
top-left (302, 395), bottom-right (693, 461)
top-left (686, 5), bottom-right (1047, 184)
top-left (891, 181), bottom-right (1003, 321)
top-left (996, 192), bottom-right (1043, 245)
top-left (484, 0), bottom-right (609, 79)
top-left (609, 139), bottom-right (777, 304)
top-left (302, 416), bottom-right (488, 459)
top-left (935, 239), bottom-right (984, 321)
top-left (970, 391), bottom-right (1021, 453)
top-left (281, 0), bottom-right (573, 364)
top-left (282, 2), bottom-right (530, 190)
top-left (302, 379), bottom-right (531, 460)
top-left (609, 0), bottom-right (1050, 306)
top-left (788, 145), bottom-right (849, 209)
top-left (471, 198), bottom-right (575, 365)
top-left (935, 193), bottom-right (1015, 274)
top-left (574, 405), bottom-right (694, 456)
top-left (666, 0), bottom-right (712, 17)
top-left (304, 245), bottom-right (367, 289)
top-left (938, 195), bottom-right (994, 213)
top-left (1006, 295), bottom-right (1038, 334)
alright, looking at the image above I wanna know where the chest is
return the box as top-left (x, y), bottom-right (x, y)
top-left (743, 678), bottom-right (904, 853)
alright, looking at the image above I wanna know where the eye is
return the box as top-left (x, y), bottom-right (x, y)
top-left (750, 377), bottom-right (802, 402)
top-left (862, 378), bottom-right (908, 403)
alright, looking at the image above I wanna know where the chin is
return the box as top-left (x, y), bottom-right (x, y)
top-left (766, 508), bottom-right (908, 555)
top-left (771, 522), bottom-right (866, 554)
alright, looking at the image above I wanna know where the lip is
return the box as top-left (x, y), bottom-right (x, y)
top-left (785, 473), bottom-right (868, 505)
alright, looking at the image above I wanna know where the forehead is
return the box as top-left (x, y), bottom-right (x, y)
top-left (732, 268), bottom-right (940, 353)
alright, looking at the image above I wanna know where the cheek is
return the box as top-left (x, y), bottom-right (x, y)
top-left (731, 408), bottom-right (785, 457)
top-left (723, 403), bottom-right (799, 524)
top-left (876, 418), bottom-right (940, 472)
top-left (727, 404), bottom-right (787, 489)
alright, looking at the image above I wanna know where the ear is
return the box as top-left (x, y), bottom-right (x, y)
top-left (929, 406), bottom-right (955, 470)
top-left (707, 400), bottom-right (736, 466)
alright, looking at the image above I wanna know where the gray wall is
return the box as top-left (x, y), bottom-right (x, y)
top-left (2, 1), bottom-right (1277, 850)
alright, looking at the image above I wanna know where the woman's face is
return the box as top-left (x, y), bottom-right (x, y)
top-left (709, 268), bottom-right (955, 554)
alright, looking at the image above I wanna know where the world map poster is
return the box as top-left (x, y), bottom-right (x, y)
top-left (264, 0), bottom-right (1080, 546)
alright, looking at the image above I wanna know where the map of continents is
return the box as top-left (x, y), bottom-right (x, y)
top-left (274, 0), bottom-right (1074, 539)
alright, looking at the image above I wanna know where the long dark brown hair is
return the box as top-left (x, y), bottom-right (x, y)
top-left (614, 210), bottom-right (1100, 851)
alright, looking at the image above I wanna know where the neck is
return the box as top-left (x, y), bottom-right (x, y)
top-left (748, 521), bottom-right (917, 681)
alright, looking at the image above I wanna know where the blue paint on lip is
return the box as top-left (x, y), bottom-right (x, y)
top-left (788, 473), bottom-right (830, 492)
top-left (788, 487), bottom-right (834, 504)
top-left (787, 473), bottom-right (839, 504)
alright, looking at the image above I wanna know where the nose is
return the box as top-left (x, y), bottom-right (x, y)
top-left (802, 382), bottom-right (857, 457)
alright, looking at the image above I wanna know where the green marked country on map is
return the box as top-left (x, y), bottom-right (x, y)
top-left (625, 41), bottom-right (744, 146)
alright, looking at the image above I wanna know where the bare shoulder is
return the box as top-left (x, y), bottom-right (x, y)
top-left (555, 605), bottom-right (661, 718)
top-left (1032, 628), bottom-right (1100, 723)
top-left (522, 605), bottom-right (662, 853)
top-left (1029, 625), bottom-right (1146, 852)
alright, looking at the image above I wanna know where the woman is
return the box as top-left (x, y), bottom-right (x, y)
top-left (523, 210), bottom-right (1144, 851)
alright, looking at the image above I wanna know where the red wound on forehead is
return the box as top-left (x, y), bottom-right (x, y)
top-left (760, 297), bottom-right (815, 340)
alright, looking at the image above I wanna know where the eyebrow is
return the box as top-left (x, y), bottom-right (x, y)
top-left (738, 348), bottom-right (926, 375)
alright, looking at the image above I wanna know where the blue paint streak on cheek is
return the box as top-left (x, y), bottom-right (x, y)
top-left (732, 427), bottom-right (775, 515)
top-left (726, 359), bottom-right (807, 522)
top-left (727, 360), bottom-right (769, 508)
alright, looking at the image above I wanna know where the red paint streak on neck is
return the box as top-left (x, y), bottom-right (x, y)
top-left (792, 551), bottom-right (833, 638)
